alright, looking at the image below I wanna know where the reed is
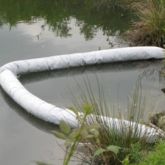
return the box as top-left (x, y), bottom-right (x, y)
top-left (128, 0), bottom-right (165, 47)
top-left (54, 79), bottom-right (156, 165)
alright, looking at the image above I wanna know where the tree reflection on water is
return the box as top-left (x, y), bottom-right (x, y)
top-left (0, 0), bottom-right (134, 39)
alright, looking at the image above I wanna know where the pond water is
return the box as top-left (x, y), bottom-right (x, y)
top-left (0, 1), bottom-right (165, 165)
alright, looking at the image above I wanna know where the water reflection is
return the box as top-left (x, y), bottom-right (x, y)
top-left (0, 0), bottom-right (133, 40)
top-left (0, 88), bottom-right (57, 134)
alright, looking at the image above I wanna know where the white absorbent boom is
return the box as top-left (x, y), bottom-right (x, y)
top-left (0, 47), bottom-right (164, 143)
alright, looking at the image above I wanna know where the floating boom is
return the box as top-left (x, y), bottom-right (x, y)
top-left (0, 47), bottom-right (164, 143)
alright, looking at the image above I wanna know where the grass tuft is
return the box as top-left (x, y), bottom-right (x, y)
top-left (53, 78), bottom-right (163, 165)
top-left (127, 0), bottom-right (165, 47)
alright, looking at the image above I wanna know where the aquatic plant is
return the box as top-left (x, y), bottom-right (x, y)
top-left (54, 79), bottom-right (161, 165)
top-left (35, 161), bottom-right (51, 165)
top-left (128, 0), bottom-right (165, 47)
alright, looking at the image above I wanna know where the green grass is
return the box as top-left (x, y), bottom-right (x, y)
top-left (137, 140), bottom-right (165, 165)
